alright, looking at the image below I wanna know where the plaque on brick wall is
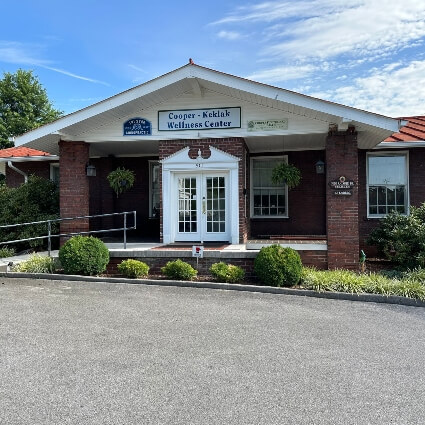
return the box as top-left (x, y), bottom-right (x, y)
top-left (123, 117), bottom-right (152, 135)
top-left (329, 176), bottom-right (355, 196)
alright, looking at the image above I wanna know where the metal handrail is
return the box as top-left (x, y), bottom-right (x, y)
top-left (0, 211), bottom-right (137, 255)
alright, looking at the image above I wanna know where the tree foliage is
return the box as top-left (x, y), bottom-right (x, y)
top-left (0, 176), bottom-right (59, 249)
top-left (0, 69), bottom-right (62, 148)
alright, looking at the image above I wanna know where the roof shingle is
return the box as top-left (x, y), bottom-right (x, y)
top-left (0, 147), bottom-right (52, 158)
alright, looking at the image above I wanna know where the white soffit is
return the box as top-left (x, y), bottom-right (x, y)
top-left (14, 63), bottom-right (400, 148)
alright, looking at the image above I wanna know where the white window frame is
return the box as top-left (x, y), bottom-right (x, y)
top-left (250, 155), bottom-right (289, 219)
top-left (149, 160), bottom-right (160, 218)
top-left (366, 151), bottom-right (409, 218)
top-left (49, 163), bottom-right (59, 185)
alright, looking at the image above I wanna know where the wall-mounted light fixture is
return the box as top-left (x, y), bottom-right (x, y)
top-left (315, 160), bottom-right (325, 174)
top-left (86, 163), bottom-right (96, 177)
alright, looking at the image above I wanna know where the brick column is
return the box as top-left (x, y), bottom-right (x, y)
top-left (326, 130), bottom-right (359, 270)
top-left (59, 141), bottom-right (90, 238)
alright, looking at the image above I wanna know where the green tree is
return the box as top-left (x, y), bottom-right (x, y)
top-left (0, 69), bottom-right (62, 148)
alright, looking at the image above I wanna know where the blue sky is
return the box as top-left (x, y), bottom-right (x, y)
top-left (1, 0), bottom-right (425, 117)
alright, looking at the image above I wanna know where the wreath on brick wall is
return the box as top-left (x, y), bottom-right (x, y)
top-left (271, 162), bottom-right (302, 189)
top-left (107, 167), bottom-right (135, 197)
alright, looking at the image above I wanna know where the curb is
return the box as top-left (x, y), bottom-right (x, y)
top-left (1, 272), bottom-right (425, 308)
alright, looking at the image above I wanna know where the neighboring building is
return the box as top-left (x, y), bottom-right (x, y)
top-left (1, 61), bottom-right (423, 270)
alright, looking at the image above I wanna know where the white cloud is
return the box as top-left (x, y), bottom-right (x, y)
top-left (0, 41), bottom-right (49, 66)
top-left (309, 60), bottom-right (425, 117)
top-left (212, 1), bottom-right (425, 60)
top-left (246, 63), bottom-right (322, 82)
top-left (0, 40), bottom-right (109, 85)
top-left (217, 30), bottom-right (243, 40)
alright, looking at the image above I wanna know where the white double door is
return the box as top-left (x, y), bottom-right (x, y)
top-left (174, 172), bottom-right (229, 242)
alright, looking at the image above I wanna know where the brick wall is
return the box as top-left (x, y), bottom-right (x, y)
top-left (88, 156), bottom-right (159, 238)
top-left (106, 249), bottom-right (327, 277)
top-left (158, 138), bottom-right (248, 243)
top-left (358, 147), bottom-right (425, 256)
top-left (5, 161), bottom-right (52, 187)
top-left (59, 141), bottom-right (90, 236)
top-left (250, 150), bottom-right (326, 237)
top-left (326, 131), bottom-right (359, 270)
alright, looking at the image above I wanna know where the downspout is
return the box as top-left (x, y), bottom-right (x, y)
top-left (7, 161), bottom-right (28, 183)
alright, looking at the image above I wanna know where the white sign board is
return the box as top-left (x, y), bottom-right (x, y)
top-left (192, 245), bottom-right (204, 258)
top-left (158, 107), bottom-right (241, 131)
top-left (247, 119), bottom-right (288, 131)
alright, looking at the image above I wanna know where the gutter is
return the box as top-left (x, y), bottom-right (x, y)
top-left (7, 161), bottom-right (28, 183)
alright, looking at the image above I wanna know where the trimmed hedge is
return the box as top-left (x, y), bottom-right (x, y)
top-left (59, 236), bottom-right (109, 276)
top-left (210, 262), bottom-right (245, 283)
top-left (161, 259), bottom-right (197, 281)
top-left (254, 245), bottom-right (302, 287)
top-left (118, 259), bottom-right (149, 278)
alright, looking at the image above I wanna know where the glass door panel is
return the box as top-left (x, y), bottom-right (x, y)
top-left (178, 177), bottom-right (197, 233)
top-left (205, 176), bottom-right (226, 234)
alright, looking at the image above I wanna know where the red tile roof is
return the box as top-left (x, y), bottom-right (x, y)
top-left (0, 147), bottom-right (52, 158)
top-left (384, 116), bottom-right (425, 143)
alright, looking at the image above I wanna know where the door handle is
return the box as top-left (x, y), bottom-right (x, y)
top-left (202, 197), bottom-right (206, 214)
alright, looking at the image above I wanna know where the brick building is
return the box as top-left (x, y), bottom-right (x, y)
top-left (1, 62), bottom-right (424, 270)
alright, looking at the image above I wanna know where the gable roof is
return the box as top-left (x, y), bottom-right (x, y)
top-left (14, 62), bottom-right (401, 144)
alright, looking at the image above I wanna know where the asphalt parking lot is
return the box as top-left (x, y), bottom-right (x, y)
top-left (1, 277), bottom-right (425, 425)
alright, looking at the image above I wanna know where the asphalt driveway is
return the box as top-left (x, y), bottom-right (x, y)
top-left (1, 277), bottom-right (424, 425)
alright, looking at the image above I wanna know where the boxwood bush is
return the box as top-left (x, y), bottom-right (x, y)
top-left (161, 259), bottom-right (197, 281)
top-left (254, 244), bottom-right (302, 287)
top-left (59, 236), bottom-right (109, 276)
top-left (117, 259), bottom-right (149, 278)
top-left (210, 262), bottom-right (245, 283)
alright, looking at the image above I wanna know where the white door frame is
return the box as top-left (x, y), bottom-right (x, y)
top-left (161, 146), bottom-right (240, 244)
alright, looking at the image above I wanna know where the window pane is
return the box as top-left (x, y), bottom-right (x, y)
top-left (387, 187), bottom-right (395, 206)
top-left (396, 187), bottom-right (405, 205)
top-left (368, 155), bottom-right (406, 185)
top-left (252, 159), bottom-right (287, 216)
top-left (378, 187), bottom-right (386, 205)
top-left (369, 187), bottom-right (377, 205)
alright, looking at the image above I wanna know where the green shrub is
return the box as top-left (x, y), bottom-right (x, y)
top-left (12, 253), bottom-right (56, 273)
top-left (254, 245), bottom-right (302, 287)
top-left (367, 204), bottom-right (425, 269)
top-left (0, 246), bottom-right (15, 258)
top-left (161, 259), bottom-right (197, 281)
top-left (118, 259), bottom-right (149, 278)
top-left (59, 236), bottom-right (109, 276)
top-left (0, 176), bottom-right (59, 250)
top-left (402, 267), bottom-right (425, 285)
top-left (300, 267), bottom-right (425, 301)
top-left (210, 262), bottom-right (245, 283)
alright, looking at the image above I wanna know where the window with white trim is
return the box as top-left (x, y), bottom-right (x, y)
top-left (50, 163), bottom-right (59, 185)
top-left (251, 157), bottom-right (287, 217)
top-left (367, 153), bottom-right (408, 217)
top-left (149, 161), bottom-right (160, 218)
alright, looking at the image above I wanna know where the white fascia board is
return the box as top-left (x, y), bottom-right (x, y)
top-left (0, 155), bottom-right (59, 163)
top-left (14, 66), bottom-right (194, 146)
top-left (190, 67), bottom-right (399, 133)
top-left (374, 141), bottom-right (425, 149)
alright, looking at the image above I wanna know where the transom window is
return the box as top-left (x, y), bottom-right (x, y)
top-left (251, 157), bottom-right (287, 217)
top-left (367, 153), bottom-right (408, 217)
